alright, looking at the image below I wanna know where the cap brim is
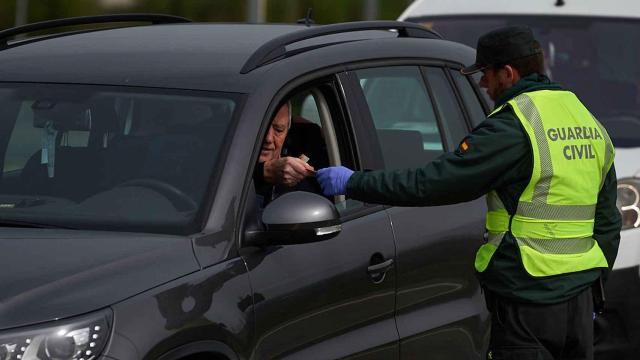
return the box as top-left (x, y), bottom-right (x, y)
top-left (460, 63), bottom-right (485, 75)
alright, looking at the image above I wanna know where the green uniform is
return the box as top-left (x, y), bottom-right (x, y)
top-left (346, 73), bottom-right (621, 304)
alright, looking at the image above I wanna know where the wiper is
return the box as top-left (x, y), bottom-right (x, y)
top-left (0, 219), bottom-right (76, 229)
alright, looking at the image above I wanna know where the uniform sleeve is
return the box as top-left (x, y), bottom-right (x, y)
top-left (593, 165), bottom-right (621, 276)
top-left (345, 112), bottom-right (531, 206)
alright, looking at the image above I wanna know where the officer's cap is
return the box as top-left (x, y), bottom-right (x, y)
top-left (461, 25), bottom-right (542, 75)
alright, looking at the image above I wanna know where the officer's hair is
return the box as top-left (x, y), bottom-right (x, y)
top-left (497, 41), bottom-right (545, 77)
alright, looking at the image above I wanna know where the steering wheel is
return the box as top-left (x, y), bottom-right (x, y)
top-left (116, 178), bottom-right (198, 211)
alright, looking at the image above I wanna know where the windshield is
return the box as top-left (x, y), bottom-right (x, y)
top-left (0, 83), bottom-right (239, 234)
top-left (409, 15), bottom-right (640, 148)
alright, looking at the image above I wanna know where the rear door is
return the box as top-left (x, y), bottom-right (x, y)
top-left (346, 63), bottom-right (489, 359)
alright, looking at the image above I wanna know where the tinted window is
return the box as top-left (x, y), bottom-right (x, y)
top-left (0, 83), bottom-right (239, 234)
top-left (423, 67), bottom-right (469, 148)
top-left (356, 66), bottom-right (444, 170)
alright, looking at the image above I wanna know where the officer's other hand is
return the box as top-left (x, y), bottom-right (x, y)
top-left (316, 166), bottom-right (354, 196)
top-left (264, 156), bottom-right (315, 187)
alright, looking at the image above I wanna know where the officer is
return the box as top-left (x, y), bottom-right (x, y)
top-left (317, 25), bottom-right (621, 360)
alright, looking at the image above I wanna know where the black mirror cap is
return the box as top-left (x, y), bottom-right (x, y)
top-left (246, 191), bottom-right (342, 247)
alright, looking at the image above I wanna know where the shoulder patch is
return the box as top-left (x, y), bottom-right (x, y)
top-left (456, 137), bottom-right (471, 155)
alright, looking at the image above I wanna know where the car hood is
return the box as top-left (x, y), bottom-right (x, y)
top-left (0, 228), bottom-right (199, 330)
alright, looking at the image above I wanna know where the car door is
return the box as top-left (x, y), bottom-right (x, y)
top-left (346, 64), bottom-right (490, 359)
top-left (241, 78), bottom-right (399, 360)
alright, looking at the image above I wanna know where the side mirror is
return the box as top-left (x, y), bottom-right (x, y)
top-left (244, 191), bottom-right (342, 247)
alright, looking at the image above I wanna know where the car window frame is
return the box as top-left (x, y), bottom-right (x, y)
top-left (342, 60), bottom-right (469, 157)
top-left (446, 66), bottom-right (491, 123)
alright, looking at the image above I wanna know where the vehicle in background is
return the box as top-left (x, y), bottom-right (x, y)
top-left (400, 1), bottom-right (640, 358)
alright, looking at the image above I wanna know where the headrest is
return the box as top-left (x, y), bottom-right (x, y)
top-left (32, 100), bottom-right (92, 131)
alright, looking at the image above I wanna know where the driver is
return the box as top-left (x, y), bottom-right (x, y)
top-left (253, 102), bottom-right (317, 207)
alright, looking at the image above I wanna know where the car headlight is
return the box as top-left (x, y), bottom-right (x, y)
top-left (0, 309), bottom-right (110, 360)
top-left (617, 178), bottom-right (640, 230)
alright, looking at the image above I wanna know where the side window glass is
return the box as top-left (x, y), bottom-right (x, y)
top-left (450, 69), bottom-right (488, 127)
top-left (355, 66), bottom-right (444, 170)
top-left (423, 67), bottom-right (469, 148)
top-left (298, 95), bottom-right (322, 126)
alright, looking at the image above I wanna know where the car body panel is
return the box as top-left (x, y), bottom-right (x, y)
top-left (0, 228), bottom-right (198, 331)
top-left (243, 211), bottom-right (398, 359)
top-left (387, 201), bottom-right (489, 358)
top-left (104, 258), bottom-right (252, 360)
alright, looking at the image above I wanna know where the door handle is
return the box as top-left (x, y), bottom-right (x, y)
top-left (367, 258), bottom-right (394, 275)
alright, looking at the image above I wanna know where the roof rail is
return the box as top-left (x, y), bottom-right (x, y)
top-left (240, 21), bottom-right (442, 74)
top-left (0, 13), bottom-right (191, 49)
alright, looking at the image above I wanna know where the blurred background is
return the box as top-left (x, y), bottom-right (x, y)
top-left (1, 0), bottom-right (415, 28)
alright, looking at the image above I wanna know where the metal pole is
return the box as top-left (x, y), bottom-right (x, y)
top-left (15, 0), bottom-right (29, 27)
top-left (248, 0), bottom-right (267, 23)
top-left (364, 0), bottom-right (378, 20)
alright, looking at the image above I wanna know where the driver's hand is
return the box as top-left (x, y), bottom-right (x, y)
top-left (263, 156), bottom-right (315, 187)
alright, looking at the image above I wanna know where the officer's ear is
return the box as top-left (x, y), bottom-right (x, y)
top-left (502, 64), bottom-right (521, 85)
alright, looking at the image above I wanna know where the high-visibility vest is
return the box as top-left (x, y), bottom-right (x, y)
top-left (475, 90), bottom-right (615, 277)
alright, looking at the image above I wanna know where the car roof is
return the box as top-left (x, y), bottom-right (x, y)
top-left (0, 23), bottom-right (304, 92)
top-left (0, 21), bottom-right (470, 93)
top-left (399, 0), bottom-right (640, 20)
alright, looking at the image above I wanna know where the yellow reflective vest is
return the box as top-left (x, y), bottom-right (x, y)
top-left (475, 90), bottom-right (615, 277)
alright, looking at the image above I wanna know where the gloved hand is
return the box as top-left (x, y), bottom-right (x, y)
top-left (316, 166), bottom-right (354, 196)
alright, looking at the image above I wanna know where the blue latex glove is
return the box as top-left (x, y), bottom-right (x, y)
top-left (316, 166), bottom-right (354, 196)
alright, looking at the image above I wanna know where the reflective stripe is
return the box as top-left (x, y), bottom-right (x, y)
top-left (487, 231), bottom-right (505, 246)
top-left (592, 114), bottom-right (615, 189)
top-left (487, 191), bottom-right (505, 211)
top-left (516, 202), bottom-right (595, 221)
top-left (516, 236), bottom-right (595, 254)
top-left (514, 94), bottom-right (552, 205)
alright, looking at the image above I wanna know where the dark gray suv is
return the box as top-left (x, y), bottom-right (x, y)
top-left (0, 14), bottom-right (491, 360)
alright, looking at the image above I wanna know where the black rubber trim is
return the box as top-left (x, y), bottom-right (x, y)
top-left (240, 20), bottom-right (442, 74)
top-left (0, 13), bottom-right (191, 48)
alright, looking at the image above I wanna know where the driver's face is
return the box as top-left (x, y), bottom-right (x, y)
top-left (259, 104), bottom-right (289, 163)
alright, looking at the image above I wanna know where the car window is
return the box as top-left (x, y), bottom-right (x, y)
top-left (252, 81), bottom-right (368, 218)
top-left (252, 88), bottom-right (332, 208)
top-left (449, 69), bottom-right (488, 127)
top-left (355, 66), bottom-right (444, 170)
top-left (422, 67), bottom-right (469, 148)
top-left (0, 83), bottom-right (239, 235)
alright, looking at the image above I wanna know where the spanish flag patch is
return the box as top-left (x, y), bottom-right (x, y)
top-left (460, 140), bottom-right (470, 152)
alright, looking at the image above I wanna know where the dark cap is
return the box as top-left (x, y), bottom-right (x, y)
top-left (461, 25), bottom-right (542, 75)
